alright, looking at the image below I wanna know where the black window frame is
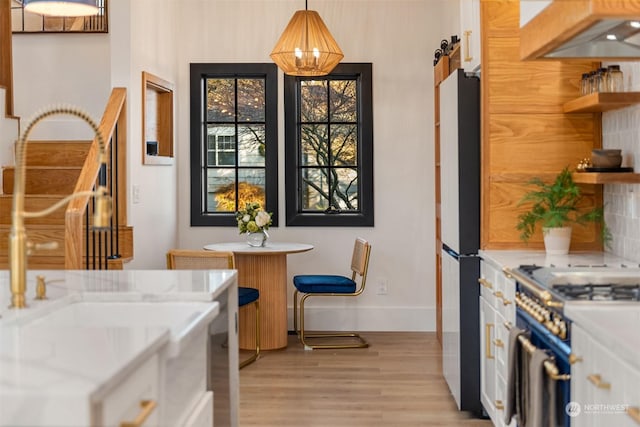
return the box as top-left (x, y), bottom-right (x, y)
top-left (284, 63), bottom-right (374, 227)
top-left (190, 63), bottom-right (278, 227)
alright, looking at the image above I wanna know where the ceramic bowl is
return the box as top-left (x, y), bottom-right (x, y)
top-left (591, 149), bottom-right (622, 168)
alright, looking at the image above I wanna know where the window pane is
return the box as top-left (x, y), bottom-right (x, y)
top-left (332, 168), bottom-right (359, 210)
top-left (301, 168), bottom-right (329, 210)
top-left (238, 79), bottom-right (265, 122)
top-left (238, 125), bottom-right (266, 167)
top-left (207, 125), bottom-right (236, 166)
top-left (207, 78), bottom-right (235, 122)
top-left (301, 80), bottom-right (328, 122)
top-left (331, 125), bottom-right (357, 166)
top-left (329, 80), bottom-right (357, 122)
top-left (238, 169), bottom-right (266, 208)
top-left (206, 169), bottom-right (236, 212)
top-left (301, 124), bottom-right (328, 166)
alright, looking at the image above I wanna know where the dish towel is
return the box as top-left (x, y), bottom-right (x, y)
top-left (527, 348), bottom-right (557, 427)
top-left (504, 325), bottom-right (526, 425)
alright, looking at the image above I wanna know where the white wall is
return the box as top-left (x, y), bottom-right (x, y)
top-left (602, 63), bottom-right (640, 263)
top-left (175, 0), bottom-right (459, 331)
top-left (10, 0), bottom-right (460, 331)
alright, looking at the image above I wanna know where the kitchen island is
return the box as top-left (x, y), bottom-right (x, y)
top-left (479, 250), bottom-right (640, 427)
top-left (0, 269), bottom-right (239, 427)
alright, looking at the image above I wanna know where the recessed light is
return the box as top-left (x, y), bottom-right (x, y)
top-left (607, 34), bottom-right (618, 41)
top-left (630, 21), bottom-right (640, 28)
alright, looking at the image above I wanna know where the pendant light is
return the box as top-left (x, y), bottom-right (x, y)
top-left (270, 0), bottom-right (343, 76)
top-left (24, 0), bottom-right (99, 17)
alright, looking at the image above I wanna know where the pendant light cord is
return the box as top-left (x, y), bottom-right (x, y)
top-left (305, 0), bottom-right (308, 10)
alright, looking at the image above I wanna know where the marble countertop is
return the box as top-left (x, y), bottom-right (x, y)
top-left (0, 269), bottom-right (236, 426)
top-left (479, 249), bottom-right (639, 270)
top-left (565, 303), bottom-right (640, 372)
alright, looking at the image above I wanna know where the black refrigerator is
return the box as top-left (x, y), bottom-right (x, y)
top-left (439, 68), bottom-right (482, 416)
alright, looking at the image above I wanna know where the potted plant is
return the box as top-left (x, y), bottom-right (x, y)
top-left (516, 167), bottom-right (610, 254)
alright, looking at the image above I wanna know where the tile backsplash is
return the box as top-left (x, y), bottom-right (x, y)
top-left (601, 63), bottom-right (640, 262)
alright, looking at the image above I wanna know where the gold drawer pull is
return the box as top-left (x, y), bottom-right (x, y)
top-left (478, 278), bottom-right (493, 289)
top-left (485, 323), bottom-right (494, 360)
top-left (502, 298), bottom-right (512, 306)
top-left (495, 400), bottom-right (504, 410)
top-left (627, 406), bottom-right (640, 424)
top-left (493, 338), bottom-right (504, 348)
top-left (587, 374), bottom-right (611, 390)
top-left (493, 291), bottom-right (504, 298)
top-left (569, 354), bottom-right (583, 365)
top-left (121, 400), bottom-right (157, 427)
top-left (463, 30), bottom-right (472, 62)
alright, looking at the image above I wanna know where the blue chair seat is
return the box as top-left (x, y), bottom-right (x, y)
top-left (293, 275), bottom-right (356, 294)
top-left (239, 287), bottom-right (259, 306)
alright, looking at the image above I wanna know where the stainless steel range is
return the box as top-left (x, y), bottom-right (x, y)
top-left (506, 264), bottom-right (640, 427)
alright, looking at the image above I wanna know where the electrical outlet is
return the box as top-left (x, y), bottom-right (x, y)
top-left (376, 278), bottom-right (388, 295)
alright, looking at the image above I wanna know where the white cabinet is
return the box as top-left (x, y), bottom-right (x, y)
top-left (96, 353), bottom-right (160, 427)
top-left (479, 259), bottom-right (516, 427)
top-left (460, 0), bottom-right (481, 72)
top-left (571, 324), bottom-right (640, 427)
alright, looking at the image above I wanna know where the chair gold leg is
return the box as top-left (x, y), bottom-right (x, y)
top-left (298, 293), bottom-right (369, 350)
top-left (240, 299), bottom-right (260, 369)
top-left (293, 290), bottom-right (299, 336)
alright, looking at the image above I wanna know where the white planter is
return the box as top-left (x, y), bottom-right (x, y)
top-left (542, 226), bottom-right (572, 255)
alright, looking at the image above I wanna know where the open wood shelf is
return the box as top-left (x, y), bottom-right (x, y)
top-left (572, 172), bottom-right (640, 184)
top-left (563, 92), bottom-right (640, 113)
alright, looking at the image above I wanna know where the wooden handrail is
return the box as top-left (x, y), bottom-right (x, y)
top-left (64, 88), bottom-right (127, 269)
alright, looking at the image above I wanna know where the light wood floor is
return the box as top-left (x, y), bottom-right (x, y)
top-left (239, 332), bottom-right (493, 426)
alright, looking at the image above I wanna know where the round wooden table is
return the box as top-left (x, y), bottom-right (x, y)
top-left (204, 242), bottom-right (313, 350)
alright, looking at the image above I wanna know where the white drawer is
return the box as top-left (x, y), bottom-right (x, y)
top-left (95, 353), bottom-right (160, 427)
top-left (183, 391), bottom-right (213, 427)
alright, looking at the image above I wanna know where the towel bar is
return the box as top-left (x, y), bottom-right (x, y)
top-left (504, 321), bottom-right (570, 381)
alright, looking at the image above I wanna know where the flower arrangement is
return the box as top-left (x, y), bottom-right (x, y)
top-left (236, 202), bottom-right (272, 234)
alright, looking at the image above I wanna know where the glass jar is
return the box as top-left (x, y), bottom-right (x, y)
top-left (608, 65), bottom-right (624, 92)
top-left (588, 71), bottom-right (597, 94)
top-left (581, 73), bottom-right (590, 95)
top-left (598, 67), bottom-right (608, 92)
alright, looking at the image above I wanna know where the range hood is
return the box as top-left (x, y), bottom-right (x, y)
top-left (520, 0), bottom-right (640, 60)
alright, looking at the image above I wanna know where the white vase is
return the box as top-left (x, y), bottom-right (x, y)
top-left (246, 230), bottom-right (268, 247)
top-left (542, 226), bottom-right (572, 255)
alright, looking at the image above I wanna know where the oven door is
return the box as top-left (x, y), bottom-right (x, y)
top-left (516, 308), bottom-right (572, 426)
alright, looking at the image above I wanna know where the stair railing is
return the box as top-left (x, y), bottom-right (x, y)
top-left (65, 88), bottom-right (127, 269)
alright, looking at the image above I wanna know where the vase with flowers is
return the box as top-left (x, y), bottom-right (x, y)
top-left (236, 202), bottom-right (273, 247)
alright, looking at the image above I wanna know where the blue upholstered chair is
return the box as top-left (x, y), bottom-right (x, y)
top-left (166, 249), bottom-right (260, 368)
top-left (292, 238), bottom-right (372, 349)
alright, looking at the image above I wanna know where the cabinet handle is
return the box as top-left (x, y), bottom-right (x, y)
top-left (502, 298), bottom-right (512, 306)
top-left (493, 338), bottom-right (504, 348)
top-left (495, 400), bottom-right (505, 410)
top-left (569, 353), bottom-right (583, 365)
top-left (485, 323), bottom-right (494, 359)
top-left (493, 291), bottom-right (504, 298)
top-left (587, 374), bottom-right (611, 390)
top-left (478, 278), bottom-right (493, 289)
top-left (463, 30), bottom-right (472, 62)
top-left (627, 406), bottom-right (640, 425)
top-left (120, 400), bottom-right (157, 427)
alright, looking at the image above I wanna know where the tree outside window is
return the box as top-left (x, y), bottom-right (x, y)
top-left (284, 63), bottom-right (373, 226)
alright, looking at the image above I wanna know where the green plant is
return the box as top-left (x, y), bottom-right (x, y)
top-left (236, 202), bottom-right (272, 234)
top-left (516, 167), bottom-right (611, 246)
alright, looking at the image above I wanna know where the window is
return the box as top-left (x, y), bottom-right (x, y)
top-left (190, 63), bottom-right (278, 226)
top-left (284, 63), bottom-right (373, 226)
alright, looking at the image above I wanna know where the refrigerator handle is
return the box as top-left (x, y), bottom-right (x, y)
top-left (442, 244), bottom-right (459, 260)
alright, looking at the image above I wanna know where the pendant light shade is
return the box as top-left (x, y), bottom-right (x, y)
top-left (24, 0), bottom-right (99, 17)
top-left (270, 8), bottom-right (343, 76)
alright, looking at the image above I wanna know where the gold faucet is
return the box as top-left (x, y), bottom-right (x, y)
top-left (9, 106), bottom-right (112, 309)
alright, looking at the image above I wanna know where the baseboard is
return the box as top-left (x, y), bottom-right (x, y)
top-left (288, 306), bottom-right (436, 332)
